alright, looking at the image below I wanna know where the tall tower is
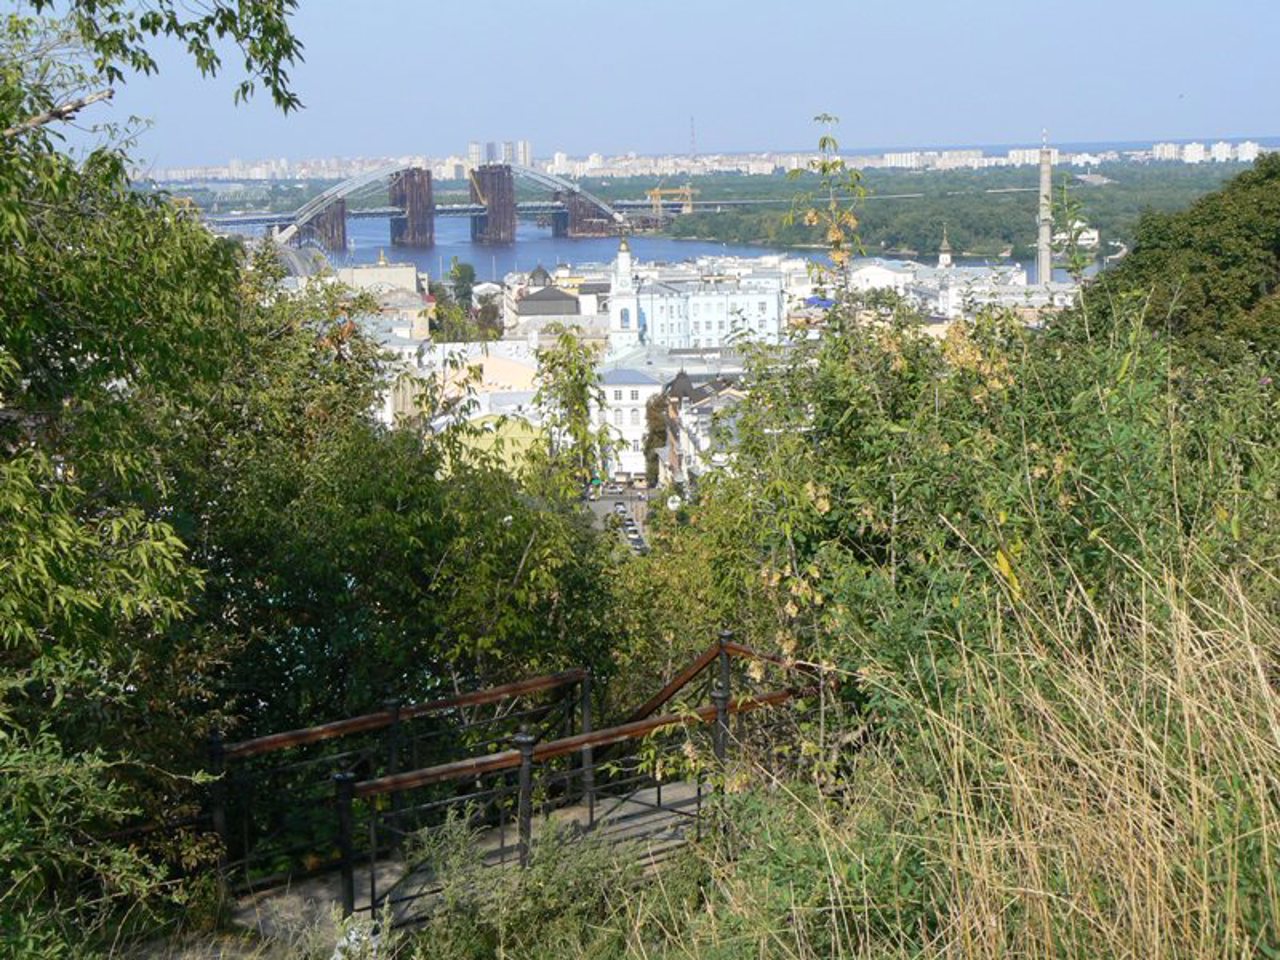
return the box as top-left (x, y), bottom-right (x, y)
top-left (1037, 132), bottom-right (1053, 285)
top-left (609, 237), bottom-right (641, 350)
top-left (938, 223), bottom-right (953, 269)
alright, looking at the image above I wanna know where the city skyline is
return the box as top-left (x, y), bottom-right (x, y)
top-left (80, 0), bottom-right (1279, 169)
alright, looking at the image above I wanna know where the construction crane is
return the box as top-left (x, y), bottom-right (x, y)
top-left (646, 183), bottom-right (698, 218)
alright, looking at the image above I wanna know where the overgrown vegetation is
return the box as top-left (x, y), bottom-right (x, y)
top-left (3, 7), bottom-right (1278, 958)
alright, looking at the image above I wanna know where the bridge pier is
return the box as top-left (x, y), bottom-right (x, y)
top-left (304, 198), bottom-right (347, 252)
top-left (470, 164), bottom-right (516, 244)
top-left (560, 191), bottom-right (619, 238)
top-left (390, 168), bottom-right (434, 248)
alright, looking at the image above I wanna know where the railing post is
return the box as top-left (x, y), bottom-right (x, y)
top-left (383, 698), bottom-right (402, 841)
top-left (580, 673), bottom-right (595, 826)
top-left (207, 730), bottom-right (228, 868)
top-left (711, 681), bottom-right (730, 768)
top-left (384, 699), bottom-right (402, 778)
top-left (717, 629), bottom-right (733, 700)
top-left (334, 772), bottom-right (356, 918)
top-left (515, 727), bottom-right (537, 868)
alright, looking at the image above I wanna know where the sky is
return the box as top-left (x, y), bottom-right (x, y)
top-left (52, 0), bottom-right (1280, 167)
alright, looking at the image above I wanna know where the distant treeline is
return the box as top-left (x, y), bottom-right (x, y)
top-left (620, 163), bottom-right (1251, 258)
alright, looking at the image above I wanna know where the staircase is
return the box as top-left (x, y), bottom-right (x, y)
top-left (210, 634), bottom-right (819, 936)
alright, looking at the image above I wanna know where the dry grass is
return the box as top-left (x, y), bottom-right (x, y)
top-left (588, 570), bottom-right (1280, 959)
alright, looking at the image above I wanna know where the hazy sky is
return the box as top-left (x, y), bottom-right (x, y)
top-left (66, 0), bottom-right (1280, 166)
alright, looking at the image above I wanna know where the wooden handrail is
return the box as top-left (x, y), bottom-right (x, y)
top-left (225, 668), bottom-right (587, 760)
top-left (619, 644), bottom-right (720, 726)
top-left (354, 685), bottom-right (813, 799)
top-left (620, 639), bottom-right (807, 728)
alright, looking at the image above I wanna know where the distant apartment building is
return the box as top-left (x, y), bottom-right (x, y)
top-left (1182, 141), bottom-right (1207, 163)
top-left (1237, 140), bottom-right (1261, 162)
top-left (883, 151), bottom-right (923, 169)
top-left (1210, 140), bottom-right (1234, 162)
top-left (501, 141), bottom-right (515, 163)
top-left (1152, 142), bottom-right (1181, 161)
top-left (516, 140), bottom-right (533, 167)
top-left (467, 141), bottom-right (483, 168)
top-left (1008, 147), bottom-right (1060, 166)
top-left (484, 141), bottom-right (499, 163)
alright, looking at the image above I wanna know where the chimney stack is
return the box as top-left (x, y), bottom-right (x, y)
top-left (1037, 132), bottom-right (1053, 285)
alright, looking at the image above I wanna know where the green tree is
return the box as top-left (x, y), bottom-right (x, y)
top-left (449, 257), bottom-right (477, 306)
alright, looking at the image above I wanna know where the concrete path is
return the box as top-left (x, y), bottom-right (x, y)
top-left (228, 780), bottom-right (704, 947)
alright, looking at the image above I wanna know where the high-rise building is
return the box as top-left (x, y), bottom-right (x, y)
top-left (501, 141), bottom-right (515, 163)
top-left (485, 141), bottom-right (499, 163)
top-left (1210, 141), bottom-right (1234, 162)
top-left (1238, 141), bottom-right (1261, 162)
top-left (1152, 142), bottom-right (1180, 161)
top-left (1010, 147), bottom-right (1059, 166)
top-left (516, 140), bottom-right (532, 167)
top-left (467, 141), bottom-right (482, 168)
top-left (1182, 142), bottom-right (1206, 164)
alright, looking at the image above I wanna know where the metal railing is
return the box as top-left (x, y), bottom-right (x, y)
top-left (207, 670), bottom-right (587, 892)
top-left (331, 632), bottom-right (821, 926)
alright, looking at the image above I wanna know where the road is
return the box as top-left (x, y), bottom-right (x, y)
top-left (585, 488), bottom-right (652, 552)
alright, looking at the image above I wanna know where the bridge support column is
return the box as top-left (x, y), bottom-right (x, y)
top-left (561, 191), bottom-right (617, 237)
top-left (305, 198), bottom-right (347, 252)
top-left (390, 168), bottom-right (434, 248)
top-left (470, 164), bottom-right (515, 244)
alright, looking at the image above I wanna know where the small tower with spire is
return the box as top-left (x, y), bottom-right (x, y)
top-left (938, 223), bottom-right (953, 269)
top-left (609, 234), bottom-right (641, 349)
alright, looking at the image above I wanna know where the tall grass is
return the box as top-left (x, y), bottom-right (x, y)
top-left (581, 562), bottom-right (1280, 960)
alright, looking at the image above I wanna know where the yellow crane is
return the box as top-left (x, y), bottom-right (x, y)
top-left (646, 183), bottom-right (698, 217)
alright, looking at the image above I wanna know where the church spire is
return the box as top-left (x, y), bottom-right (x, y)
top-left (938, 223), bottom-right (953, 269)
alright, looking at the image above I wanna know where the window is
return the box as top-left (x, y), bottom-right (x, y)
top-left (613, 390), bottom-right (622, 401)
top-left (758, 301), bottom-right (767, 314)
top-left (692, 321), bottom-right (699, 333)
top-left (631, 409), bottom-right (640, 425)
top-left (718, 319), bottom-right (725, 332)
top-left (631, 440), bottom-right (641, 452)
top-left (613, 409), bottom-right (622, 426)
top-left (630, 390), bottom-right (639, 401)
top-left (620, 307), bottom-right (630, 329)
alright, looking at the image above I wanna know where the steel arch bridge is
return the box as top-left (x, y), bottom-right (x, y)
top-left (273, 163), bottom-right (626, 250)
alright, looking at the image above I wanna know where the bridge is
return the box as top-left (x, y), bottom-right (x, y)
top-left (206, 162), bottom-right (630, 252)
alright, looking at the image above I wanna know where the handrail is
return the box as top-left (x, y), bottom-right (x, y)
top-left (354, 684), bottom-right (814, 799)
top-left (224, 668), bottom-right (587, 760)
top-left (620, 639), bottom-right (809, 728)
top-left (619, 645), bottom-right (721, 726)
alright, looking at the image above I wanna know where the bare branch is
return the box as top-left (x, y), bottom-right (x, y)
top-left (3, 88), bottom-right (114, 139)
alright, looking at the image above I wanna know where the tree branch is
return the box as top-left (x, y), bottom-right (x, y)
top-left (3, 88), bottom-right (114, 139)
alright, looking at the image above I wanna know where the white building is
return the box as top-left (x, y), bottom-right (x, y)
top-left (607, 240), bottom-right (787, 353)
top-left (1009, 147), bottom-right (1059, 166)
top-left (1210, 141), bottom-right (1234, 163)
top-left (1152, 142), bottom-right (1181, 161)
top-left (1238, 141), bottom-right (1261, 162)
top-left (1182, 142), bottom-right (1207, 164)
top-left (597, 367), bottom-right (663, 478)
